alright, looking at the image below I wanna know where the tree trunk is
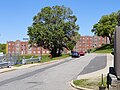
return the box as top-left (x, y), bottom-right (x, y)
top-left (58, 48), bottom-right (62, 56)
top-left (108, 36), bottom-right (112, 44)
top-left (51, 47), bottom-right (62, 57)
top-left (51, 48), bottom-right (57, 57)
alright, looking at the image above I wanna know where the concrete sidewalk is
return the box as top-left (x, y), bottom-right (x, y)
top-left (77, 54), bottom-right (113, 79)
top-left (70, 54), bottom-right (113, 90)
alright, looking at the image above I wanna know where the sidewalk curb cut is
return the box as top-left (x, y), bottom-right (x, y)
top-left (70, 54), bottom-right (112, 90)
top-left (70, 80), bottom-right (93, 90)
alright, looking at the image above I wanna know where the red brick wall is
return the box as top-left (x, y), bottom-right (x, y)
top-left (7, 40), bottom-right (49, 55)
top-left (74, 36), bottom-right (107, 52)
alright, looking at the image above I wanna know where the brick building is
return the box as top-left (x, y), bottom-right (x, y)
top-left (6, 40), bottom-right (49, 55)
top-left (73, 36), bottom-right (108, 52)
top-left (6, 36), bottom-right (108, 54)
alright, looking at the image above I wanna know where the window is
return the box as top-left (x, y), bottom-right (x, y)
top-left (38, 51), bottom-right (40, 54)
top-left (34, 48), bottom-right (36, 50)
top-left (28, 51), bottom-right (31, 54)
top-left (43, 51), bottom-right (45, 54)
top-left (38, 47), bottom-right (40, 50)
top-left (8, 47), bottom-right (10, 49)
top-left (87, 45), bottom-right (89, 46)
top-left (47, 51), bottom-right (49, 54)
top-left (34, 51), bottom-right (36, 54)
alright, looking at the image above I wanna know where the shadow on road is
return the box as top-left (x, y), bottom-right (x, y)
top-left (79, 56), bottom-right (107, 75)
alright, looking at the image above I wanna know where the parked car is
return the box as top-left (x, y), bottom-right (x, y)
top-left (71, 51), bottom-right (80, 58)
top-left (79, 51), bottom-right (85, 56)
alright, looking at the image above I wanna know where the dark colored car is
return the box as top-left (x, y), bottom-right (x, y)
top-left (79, 51), bottom-right (85, 56)
top-left (71, 51), bottom-right (80, 58)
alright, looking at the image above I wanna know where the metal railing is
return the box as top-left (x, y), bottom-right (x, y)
top-left (0, 54), bottom-right (41, 68)
top-left (22, 56), bottom-right (41, 64)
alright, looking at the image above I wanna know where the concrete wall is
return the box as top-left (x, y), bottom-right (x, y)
top-left (114, 26), bottom-right (120, 79)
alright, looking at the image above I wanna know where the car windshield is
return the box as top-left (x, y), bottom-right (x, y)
top-left (72, 52), bottom-right (78, 55)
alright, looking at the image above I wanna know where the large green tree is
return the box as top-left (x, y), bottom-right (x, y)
top-left (28, 5), bottom-right (79, 57)
top-left (0, 44), bottom-right (6, 54)
top-left (91, 11), bottom-right (120, 44)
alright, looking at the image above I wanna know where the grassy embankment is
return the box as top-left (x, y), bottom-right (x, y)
top-left (90, 44), bottom-right (113, 53)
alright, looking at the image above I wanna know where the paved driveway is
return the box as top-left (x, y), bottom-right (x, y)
top-left (0, 54), bottom-right (107, 90)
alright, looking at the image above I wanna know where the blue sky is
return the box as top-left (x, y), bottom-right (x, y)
top-left (0, 0), bottom-right (120, 43)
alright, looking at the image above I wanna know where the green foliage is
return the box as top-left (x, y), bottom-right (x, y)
top-left (52, 54), bottom-right (70, 60)
top-left (91, 44), bottom-right (113, 53)
top-left (20, 55), bottom-right (38, 59)
top-left (28, 5), bottom-right (80, 57)
top-left (66, 41), bottom-right (76, 50)
top-left (91, 11), bottom-right (120, 44)
top-left (0, 44), bottom-right (6, 54)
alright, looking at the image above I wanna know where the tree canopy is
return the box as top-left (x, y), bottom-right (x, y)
top-left (27, 5), bottom-right (80, 57)
top-left (0, 44), bottom-right (6, 54)
top-left (91, 10), bottom-right (120, 44)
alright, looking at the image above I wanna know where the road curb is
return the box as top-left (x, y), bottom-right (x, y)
top-left (0, 69), bottom-right (17, 73)
top-left (70, 54), bottom-right (113, 90)
top-left (70, 80), bottom-right (93, 90)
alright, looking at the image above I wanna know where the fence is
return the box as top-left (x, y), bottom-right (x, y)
top-left (22, 56), bottom-right (41, 64)
top-left (0, 53), bottom-right (19, 68)
top-left (0, 54), bottom-right (41, 68)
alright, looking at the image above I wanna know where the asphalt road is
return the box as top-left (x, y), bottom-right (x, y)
top-left (0, 54), bottom-right (107, 90)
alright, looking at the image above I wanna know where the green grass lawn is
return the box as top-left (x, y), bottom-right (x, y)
top-left (91, 44), bottom-right (113, 53)
top-left (73, 79), bottom-right (98, 89)
top-left (20, 55), bottom-right (38, 59)
top-left (14, 54), bottom-right (70, 66)
top-left (73, 77), bottom-right (107, 89)
top-left (40, 54), bottom-right (70, 63)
